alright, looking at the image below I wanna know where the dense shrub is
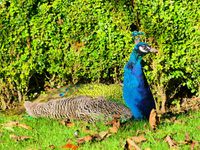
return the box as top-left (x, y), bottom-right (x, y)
top-left (0, 0), bottom-right (199, 111)
top-left (133, 0), bottom-right (200, 110)
top-left (0, 0), bottom-right (133, 109)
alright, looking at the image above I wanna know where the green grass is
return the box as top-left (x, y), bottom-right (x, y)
top-left (0, 84), bottom-right (200, 150)
top-left (0, 111), bottom-right (200, 150)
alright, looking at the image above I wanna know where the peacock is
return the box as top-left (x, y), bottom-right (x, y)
top-left (123, 31), bottom-right (157, 120)
top-left (24, 31), bottom-right (157, 122)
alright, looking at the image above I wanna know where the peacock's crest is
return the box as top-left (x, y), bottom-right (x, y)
top-left (131, 31), bottom-right (145, 37)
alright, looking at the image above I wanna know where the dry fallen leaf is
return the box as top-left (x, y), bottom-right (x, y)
top-left (106, 114), bottom-right (120, 125)
top-left (17, 123), bottom-right (32, 130)
top-left (60, 119), bottom-right (75, 127)
top-left (62, 143), bottom-right (78, 150)
top-left (174, 120), bottom-right (184, 124)
top-left (93, 131), bottom-right (111, 141)
top-left (10, 134), bottom-right (31, 141)
top-left (77, 130), bottom-right (112, 145)
top-left (129, 135), bottom-right (147, 144)
top-left (77, 135), bottom-right (93, 144)
top-left (108, 119), bottom-right (120, 134)
top-left (82, 126), bottom-right (95, 135)
top-left (3, 121), bottom-right (18, 127)
top-left (3, 121), bottom-right (32, 130)
top-left (135, 130), bottom-right (146, 136)
top-left (171, 117), bottom-right (177, 121)
top-left (109, 126), bottom-right (118, 133)
top-left (190, 141), bottom-right (199, 150)
top-left (165, 135), bottom-right (177, 149)
top-left (96, 131), bottom-right (109, 139)
top-left (190, 142), bottom-right (195, 150)
top-left (125, 138), bottom-right (141, 150)
top-left (181, 133), bottom-right (199, 150)
top-left (76, 118), bottom-right (121, 145)
top-left (184, 133), bottom-right (192, 144)
top-left (66, 122), bottom-right (75, 127)
top-left (149, 109), bottom-right (159, 130)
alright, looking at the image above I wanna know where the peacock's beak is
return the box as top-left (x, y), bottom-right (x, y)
top-left (150, 48), bottom-right (158, 53)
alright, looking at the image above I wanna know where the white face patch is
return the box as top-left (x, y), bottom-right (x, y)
top-left (139, 45), bottom-right (151, 53)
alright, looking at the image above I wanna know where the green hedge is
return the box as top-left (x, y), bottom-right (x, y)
top-left (0, 0), bottom-right (133, 109)
top-left (0, 0), bottom-right (199, 110)
top-left (133, 0), bottom-right (200, 110)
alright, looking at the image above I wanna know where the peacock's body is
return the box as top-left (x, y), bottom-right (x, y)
top-left (123, 41), bottom-right (157, 120)
top-left (24, 31), bottom-right (157, 122)
top-left (24, 96), bottom-right (132, 122)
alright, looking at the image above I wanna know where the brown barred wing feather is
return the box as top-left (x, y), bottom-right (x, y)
top-left (24, 96), bottom-right (132, 122)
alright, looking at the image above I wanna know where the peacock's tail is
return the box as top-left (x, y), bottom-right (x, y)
top-left (24, 96), bottom-right (132, 122)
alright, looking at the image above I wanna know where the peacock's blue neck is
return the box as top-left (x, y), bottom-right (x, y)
top-left (126, 50), bottom-right (143, 79)
top-left (130, 50), bottom-right (142, 63)
top-left (123, 47), bottom-right (155, 120)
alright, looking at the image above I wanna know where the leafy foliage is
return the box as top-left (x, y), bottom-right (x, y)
top-left (0, 0), bottom-right (133, 109)
top-left (0, 0), bottom-right (199, 110)
top-left (133, 0), bottom-right (200, 110)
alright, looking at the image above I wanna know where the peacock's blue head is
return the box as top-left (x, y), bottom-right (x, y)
top-left (134, 42), bottom-right (158, 56)
top-left (132, 31), bottom-right (158, 56)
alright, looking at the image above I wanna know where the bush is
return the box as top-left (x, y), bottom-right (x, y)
top-left (0, 0), bottom-right (199, 111)
top-left (133, 0), bottom-right (200, 111)
top-left (0, 0), bottom-right (134, 110)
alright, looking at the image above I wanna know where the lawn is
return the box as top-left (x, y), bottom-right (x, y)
top-left (0, 84), bottom-right (199, 150)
